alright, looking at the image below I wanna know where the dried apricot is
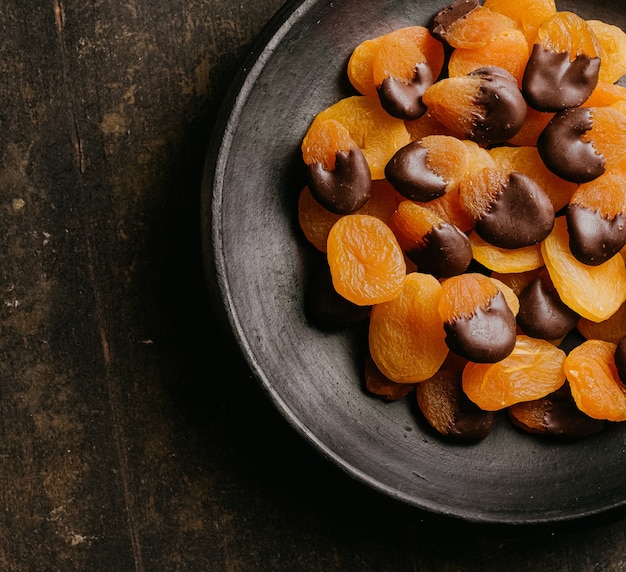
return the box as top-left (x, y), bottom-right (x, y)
top-left (566, 168), bottom-right (626, 265)
top-left (578, 301), bottom-right (626, 344)
top-left (422, 66), bottom-right (527, 145)
top-left (584, 80), bottom-right (626, 107)
top-left (483, 0), bottom-right (556, 45)
top-left (523, 11), bottom-right (601, 111)
top-left (459, 167), bottom-right (554, 249)
top-left (389, 200), bottom-right (472, 278)
top-left (448, 29), bottom-right (530, 87)
top-left (469, 232), bottom-right (545, 273)
top-left (508, 384), bottom-right (604, 439)
top-left (369, 272), bottom-right (448, 383)
top-left (416, 367), bottom-right (495, 442)
top-left (438, 273), bottom-right (517, 363)
top-left (348, 26), bottom-right (445, 98)
top-left (414, 188), bottom-right (475, 234)
top-left (310, 96), bottom-right (411, 179)
top-left (541, 216), bottom-right (626, 322)
top-left (462, 335), bottom-right (567, 410)
top-left (507, 107), bottom-right (555, 147)
top-left (327, 214), bottom-right (406, 306)
top-left (385, 135), bottom-right (470, 201)
top-left (565, 339), bottom-right (626, 421)
top-left (587, 20), bottom-right (626, 83)
top-left (489, 145), bottom-right (577, 212)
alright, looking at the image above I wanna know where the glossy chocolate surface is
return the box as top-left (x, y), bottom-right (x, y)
top-left (378, 62), bottom-right (433, 120)
top-left (444, 290), bottom-right (517, 363)
top-left (307, 148), bottom-right (371, 214)
top-left (615, 336), bottom-right (626, 384)
top-left (406, 223), bottom-right (472, 278)
top-left (523, 44), bottom-right (600, 111)
top-left (467, 67), bottom-right (527, 145)
top-left (537, 107), bottom-right (606, 183)
top-left (567, 204), bottom-right (626, 265)
top-left (516, 272), bottom-right (579, 339)
top-left (384, 140), bottom-right (448, 201)
top-left (475, 171), bottom-right (555, 249)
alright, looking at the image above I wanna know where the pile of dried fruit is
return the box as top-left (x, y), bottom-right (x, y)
top-left (298, 0), bottom-right (626, 442)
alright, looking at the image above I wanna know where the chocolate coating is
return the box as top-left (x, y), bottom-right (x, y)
top-left (475, 171), bottom-right (555, 249)
top-left (566, 204), bottom-right (626, 266)
top-left (406, 223), bottom-right (472, 278)
top-left (509, 386), bottom-right (604, 440)
top-left (307, 148), bottom-right (371, 215)
top-left (466, 67), bottom-right (527, 145)
top-left (522, 44), bottom-right (600, 112)
top-left (431, 0), bottom-right (480, 43)
top-left (516, 272), bottom-right (579, 339)
top-left (537, 107), bottom-right (605, 183)
top-left (378, 62), bottom-right (433, 120)
top-left (384, 140), bottom-right (447, 201)
top-left (444, 290), bottom-right (517, 363)
top-left (615, 336), bottom-right (626, 384)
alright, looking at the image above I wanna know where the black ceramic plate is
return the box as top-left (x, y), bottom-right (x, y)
top-left (202, 0), bottom-right (626, 526)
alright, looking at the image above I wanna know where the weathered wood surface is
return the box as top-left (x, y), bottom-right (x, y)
top-left (2, 1), bottom-right (626, 570)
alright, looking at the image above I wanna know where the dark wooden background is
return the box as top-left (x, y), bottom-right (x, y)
top-left (3, 1), bottom-right (626, 570)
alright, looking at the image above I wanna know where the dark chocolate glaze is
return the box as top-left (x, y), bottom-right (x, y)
top-left (307, 148), bottom-right (371, 215)
top-left (566, 204), bottom-right (626, 266)
top-left (378, 62), bottom-right (433, 120)
top-left (305, 266), bottom-right (371, 330)
top-left (466, 67), bottom-right (527, 145)
top-left (516, 271), bottom-right (579, 339)
top-left (509, 386), bottom-right (604, 440)
top-left (537, 107), bottom-right (605, 183)
top-left (384, 140), bottom-right (447, 201)
top-left (522, 44), bottom-right (600, 112)
top-left (615, 336), bottom-right (626, 384)
top-left (406, 223), bottom-right (472, 278)
top-left (431, 0), bottom-right (480, 43)
top-left (444, 290), bottom-right (517, 363)
top-left (475, 171), bottom-right (555, 249)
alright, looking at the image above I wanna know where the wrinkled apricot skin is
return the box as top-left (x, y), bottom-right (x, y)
top-left (462, 335), bottom-right (567, 410)
top-left (364, 353), bottom-right (416, 401)
top-left (369, 272), bottom-right (448, 383)
top-left (565, 340), bottom-right (626, 421)
top-left (327, 214), bottom-right (406, 306)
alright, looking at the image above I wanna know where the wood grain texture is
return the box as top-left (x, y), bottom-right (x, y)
top-left (2, 1), bottom-right (626, 570)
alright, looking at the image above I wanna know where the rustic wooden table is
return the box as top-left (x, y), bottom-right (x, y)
top-left (3, 1), bottom-right (626, 570)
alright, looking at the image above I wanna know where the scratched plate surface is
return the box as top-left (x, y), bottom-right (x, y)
top-left (202, 0), bottom-right (626, 526)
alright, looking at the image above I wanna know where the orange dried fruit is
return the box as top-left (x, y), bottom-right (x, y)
top-left (327, 214), bottom-right (406, 306)
top-left (434, 4), bottom-right (518, 49)
top-left (578, 301), bottom-right (626, 344)
top-left (490, 269), bottom-right (540, 297)
top-left (459, 166), bottom-right (554, 249)
top-left (389, 200), bottom-right (472, 278)
top-left (523, 11), bottom-right (601, 111)
top-left (462, 335), bottom-right (567, 410)
top-left (566, 168), bottom-right (626, 265)
top-left (448, 29), bottom-right (530, 87)
top-left (469, 231), bottom-right (545, 273)
top-left (297, 179), bottom-right (399, 252)
top-left (364, 352), bottom-right (416, 401)
top-left (541, 216), bottom-right (626, 322)
top-left (369, 272), bottom-right (448, 383)
top-left (385, 135), bottom-right (470, 201)
top-left (405, 111), bottom-right (456, 141)
top-left (483, 0), bottom-right (556, 45)
top-left (508, 384), bottom-right (604, 439)
top-left (489, 145), bottom-right (577, 212)
top-left (565, 339), bottom-right (626, 421)
top-left (587, 20), bottom-right (626, 83)
top-left (507, 106), bottom-right (555, 146)
top-left (348, 26), bottom-right (445, 98)
top-left (310, 96), bottom-right (411, 179)
top-left (438, 273), bottom-right (517, 363)
top-left (422, 66), bottom-right (527, 145)
top-left (415, 367), bottom-right (495, 442)
top-left (584, 80), bottom-right (626, 107)
top-left (414, 188), bottom-right (475, 234)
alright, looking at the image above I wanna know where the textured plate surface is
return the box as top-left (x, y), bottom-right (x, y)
top-left (202, 0), bottom-right (626, 526)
